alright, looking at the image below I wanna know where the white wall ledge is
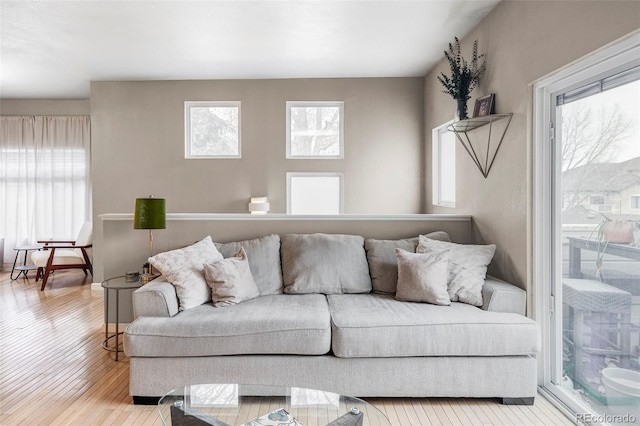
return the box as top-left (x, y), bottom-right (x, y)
top-left (99, 213), bottom-right (471, 222)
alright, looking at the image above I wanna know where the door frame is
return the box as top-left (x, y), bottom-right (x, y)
top-left (532, 31), bottom-right (640, 417)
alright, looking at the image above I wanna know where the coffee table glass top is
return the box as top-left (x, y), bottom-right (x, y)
top-left (158, 383), bottom-right (390, 426)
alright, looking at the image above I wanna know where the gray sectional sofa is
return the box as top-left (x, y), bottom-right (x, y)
top-left (124, 232), bottom-right (540, 405)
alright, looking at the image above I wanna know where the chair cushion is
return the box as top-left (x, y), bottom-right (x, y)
top-left (281, 234), bottom-right (371, 294)
top-left (327, 294), bottom-right (540, 358)
top-left (124, 294), bottom-right (331, 357)
top-left (32, 249), bottom-right (84, 267)
top-left (75, 221), bottom-right (93, 246)
top-left (563, 278), bottom-right (631, 313)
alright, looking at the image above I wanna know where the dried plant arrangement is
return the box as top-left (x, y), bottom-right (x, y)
top-left (437, 37), bottom-right (486, 120)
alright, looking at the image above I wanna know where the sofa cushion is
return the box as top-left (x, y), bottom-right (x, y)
top-left (281, 233), bottom-right (372, 294)
top-left (395, 249), bottom-right (450, 305)
top-left (204, 248), bottom-right (261, 307)
top-left (215, 234), bottom-right (283, 295)
top-left (149, 236), bottom-right (223, 311)
top-left (417, 236), bottom-right (496, 307)
top-left (125, 294), bottom-right (331, 357)
top-left (365, 231), bottom-right (451, 294)
top-left (327, 294), bottom-right (540, 358)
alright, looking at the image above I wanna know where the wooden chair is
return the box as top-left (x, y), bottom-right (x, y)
top-left (32, 222), bottom-right (93, 291)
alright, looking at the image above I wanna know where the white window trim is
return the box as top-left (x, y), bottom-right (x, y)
top-left (286, 172), bottom-right (344, 214)
top-left (432, 119), bottom-right (456, 208)
top-left (286, 101), bottom-right (344, 159)
top-left (184, 101), bottom-right (242, 159)
top-left (533, 32), bottom-right (640, 417)
top-left (630, 194), bottom-right (640, 210)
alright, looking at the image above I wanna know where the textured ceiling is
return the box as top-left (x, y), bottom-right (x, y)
top-left (0, 1), bottom-right (500, 99)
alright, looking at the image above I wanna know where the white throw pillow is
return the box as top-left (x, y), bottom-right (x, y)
top-left (395, 249), bottom-right (450, 305)
top-left (204, 248), bottom-right (260, 307)
top-left (417, 236), bottom-right (496, 306)
top-left (149, 236), bottom-right (223, 311)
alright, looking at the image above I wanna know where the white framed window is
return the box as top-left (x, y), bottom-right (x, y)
top-left (286, 101), bottom-right (344, 159)
top-left (286, 172), bottom-right (343, 214)
top-left (631, 195), bottom-right (640, 209)
top-left (432, 120), bottom-right (456, 207)
top-left (533, 34), bottom-right (639, 420)
top-left (185, 101), bottom-right (241, 158)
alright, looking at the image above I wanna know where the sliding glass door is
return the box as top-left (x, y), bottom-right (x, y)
top-left (535, 35), bottom-right (640, 424)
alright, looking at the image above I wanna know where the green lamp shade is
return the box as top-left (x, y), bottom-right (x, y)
top-left (134, 198), bottom-right (166, 229)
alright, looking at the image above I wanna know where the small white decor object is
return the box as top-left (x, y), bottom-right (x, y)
top-left (249, 196), bottom-right (270, 214)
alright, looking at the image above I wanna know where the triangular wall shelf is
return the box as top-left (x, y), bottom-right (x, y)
top-left (447, 113), bottom-right (513, 178)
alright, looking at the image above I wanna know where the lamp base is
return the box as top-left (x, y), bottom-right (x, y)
top-left (141, 273), bottom-right (160, 284)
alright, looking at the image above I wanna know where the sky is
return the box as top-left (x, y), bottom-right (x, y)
top-left (584, 80), bottom-right (639, 163)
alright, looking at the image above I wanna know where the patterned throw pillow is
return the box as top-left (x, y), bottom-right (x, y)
top-left (204, 248), bottom-right (260, 307)
top-left (149, 236), bottom-right (223, 311)
top-left (417, 235), bottom-right (496, 306)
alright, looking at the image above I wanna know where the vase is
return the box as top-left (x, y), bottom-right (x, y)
top-left (455, 98), bottom-right (468, 121)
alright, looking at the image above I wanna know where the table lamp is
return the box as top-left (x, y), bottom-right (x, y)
top-left (134, 197), bottom-right (166, 273)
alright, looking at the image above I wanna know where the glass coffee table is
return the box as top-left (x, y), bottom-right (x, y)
top-left (158, 383), bottom-right (390, 426)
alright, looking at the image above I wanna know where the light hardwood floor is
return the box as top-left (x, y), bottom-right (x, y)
top-left (0, 270), bottom-right (574, 425)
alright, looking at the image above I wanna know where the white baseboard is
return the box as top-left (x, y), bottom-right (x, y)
top-left (91, 282), bottom-right (103, 290)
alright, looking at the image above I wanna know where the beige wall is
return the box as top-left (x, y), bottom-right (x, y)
top-left (91, 78), bottom-right (424, 217)
top-left (91, 77), bottom-right (426, 279)
top-left (0, 99), bottom-right (90, 115)
top-left (424, 0), bottom-right (640, 291)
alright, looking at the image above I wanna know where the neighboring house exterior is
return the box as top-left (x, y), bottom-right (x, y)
top-left (562, 156), bottom-right (640, 222)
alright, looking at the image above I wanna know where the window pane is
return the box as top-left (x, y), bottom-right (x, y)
top-left (439, 129), bottom-right (456, 205)
top-left (288, 174), bottom-right (342, 214)
top-left (288, 102), bottom-right (343, 158)
top-left (559, 78), bottom-right (639, 418)
top-left (186, 102), bottom-right (240, 158)
top-left (432, 121), bottom-right (455, 207)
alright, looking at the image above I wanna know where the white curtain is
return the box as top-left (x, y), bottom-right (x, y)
top-left (0, 116), bottom-right (91, 264)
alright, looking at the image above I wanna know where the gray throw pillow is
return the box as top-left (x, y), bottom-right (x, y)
top-left (281, 233), bottom-right (372, 294)
top-left (395, 249), bottom-right (451, 305)
top-left (365, 231), bottom-right (451, 294)
top-left (204, 248), bottom-right (260, 307)
top-left (417, 235), bottom-right (496, 306)
top-left (215, 234), bottom-right (283, 295)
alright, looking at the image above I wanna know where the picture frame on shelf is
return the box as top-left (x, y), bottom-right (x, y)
top-left (473, 93), bottom-right (495, 117)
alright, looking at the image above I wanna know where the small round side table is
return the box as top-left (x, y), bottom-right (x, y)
top-left (101, 275), bottom-right (143, 361)
top-left (10, 244), bottom-right (42, 280)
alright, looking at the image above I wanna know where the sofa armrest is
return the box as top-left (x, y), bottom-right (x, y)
top-left (132, 279), bottom-right (179, 318)
top-left (481, 276), bottom-right (526, 315)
